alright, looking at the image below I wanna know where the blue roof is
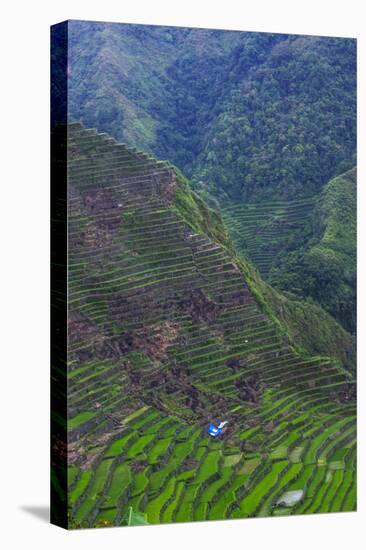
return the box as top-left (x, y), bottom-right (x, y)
top-left (207, 423), bottom-right (222, 437)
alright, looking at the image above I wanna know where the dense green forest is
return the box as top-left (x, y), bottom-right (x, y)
top-left (67, 22), bottom-right (356, 202)
top-left (64, 21), bottom-right (356, 334)
top-left (269, 168), bottom-right (356, 332)
top-left (192, 37), bottom-right (356, 202)
top-left (222, 168), bottom-right (356, 332)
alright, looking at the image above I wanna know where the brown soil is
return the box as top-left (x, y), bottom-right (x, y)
top-left (162, 172), bottom-right (177, 204)
top-left (68, 311), bottom-right (100, 346)
top-left (181, 458), bottom-right (200, 471)
top-left (234, 375), bottom-right (262, 404)
top-left (178, 289), bottom-right (224, 323)
top-left (130, 460), bottom-right (149, 473)
top-left (133, 321), bottom-right (179, 362)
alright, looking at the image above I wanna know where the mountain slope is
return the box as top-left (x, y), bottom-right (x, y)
top-left (173, 167), bottom-right (354, 370)
top-left (222, 196), bottom-right (316, 280)
top-left (267, 168), bottom-right (356, 333)
top-left (65, 21), bottom-right (356, 202)
top-left (194, 35), bottom-right (356, 201)
top-left (222, 168), bottom-right (356, 333)
top-left (58, 124), bottom-right (356, 528)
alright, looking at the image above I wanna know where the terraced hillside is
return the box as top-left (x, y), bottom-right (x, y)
top-left (222, 197), bottom-right (316, 280)
top-left (58, 123), bottom-right (356, 529)
top-left (221, 167), bottom-right (356, 336)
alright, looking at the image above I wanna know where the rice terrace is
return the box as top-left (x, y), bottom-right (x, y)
top-left (51, 21), bottom-right (357, 529)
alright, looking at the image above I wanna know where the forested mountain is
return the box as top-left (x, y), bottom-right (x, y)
top-left (269, 168), bottom-right (357, 332)
top-left (195, 37), bottom-right (356, 202)
top-left (67, 21), bottom-right (356, 203)
top-left (63, 21), bottom-right (356, 333)
top-left (222, 167), bottom-right (356, 332)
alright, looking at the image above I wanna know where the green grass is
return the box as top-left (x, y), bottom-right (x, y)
top-left (69, 470), bottom-right (92, 508)
top-left (103, 464), bottom-right (131, 508)
top-left (74, 459), bottom-right (114, 524)
top-left (148, 437), bottom-right (172, 464)
top-left (105, 432), bottom-right (135, 458)
top-left (145, 478), bottom-right (176, 523)
top-left (68, 411), bottom-right (96, 430)
top-left (233, 461), bottom-right (288, 517)
top-left (126, 435), bottom-right (155, 459)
